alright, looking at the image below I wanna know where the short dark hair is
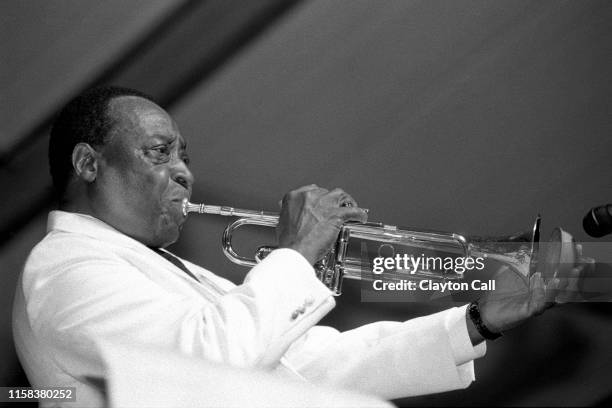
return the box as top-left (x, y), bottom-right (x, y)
top-left (48, 85), bottom-right (155, 195)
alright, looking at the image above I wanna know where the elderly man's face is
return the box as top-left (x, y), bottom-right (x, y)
top-left (92, 96), bottom-right (193, 248)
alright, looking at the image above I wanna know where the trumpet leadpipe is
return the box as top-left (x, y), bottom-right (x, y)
top-left (182, 199), bottom-right (279, 221)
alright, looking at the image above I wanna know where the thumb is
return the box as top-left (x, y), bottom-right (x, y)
top-left (528, 272), bottom-right (549, 315)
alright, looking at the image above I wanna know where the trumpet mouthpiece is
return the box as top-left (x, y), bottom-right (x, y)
top-left (182, 199), bottom-right (208, 216)
top-left (182, 199), bottom-right (203, 216)
top-left (182, 198), bottom-right (189, 216)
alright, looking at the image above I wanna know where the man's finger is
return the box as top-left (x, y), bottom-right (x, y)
top-left (293, 184), bottom-right (320, 192)
top-left (575, 243), bottom-right (583, 258)
top-left (578, 256), bottom-right (595, 271)
top-left (281, 185), bottom-right (327, 207)
top-left (325, 188), bottom-right (359, 209)
top-left (545, 277), bottom-right (562, 304)
top-left (529, 272), bottom-right (552, 315)
top-left (336, 207), bottom-right (369, 224)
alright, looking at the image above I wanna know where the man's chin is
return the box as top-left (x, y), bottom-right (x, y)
top-left (150, 223), bottom-right (182, 249)
top-left (153, 235), bottom-right (179, 249)
top-left (152, 210), bottom-right (187, 247)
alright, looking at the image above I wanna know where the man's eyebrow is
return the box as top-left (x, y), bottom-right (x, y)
top-left (149, 134), bottom-right (175, 142)
top-left (149, 134), bottom-right (187, 150)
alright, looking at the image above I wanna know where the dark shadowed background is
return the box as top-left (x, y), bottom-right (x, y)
top-left (2, 0), bottom-right (612, 406)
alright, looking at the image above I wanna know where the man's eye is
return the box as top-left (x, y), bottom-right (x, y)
top-left (149, 146), bottom-right (171, 161)
top-left (151, 146), bottom-right (169, 154)
top-left (182, 155), bottom-right (190, 165)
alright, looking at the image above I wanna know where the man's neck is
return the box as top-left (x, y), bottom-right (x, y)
top-left (58, 185), bottom-right (100, 218)
top-left (59, 200), bottom-right (96, 218)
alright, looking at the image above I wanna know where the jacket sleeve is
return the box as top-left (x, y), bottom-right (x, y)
top-left (282, 306), bottom-right (486, 399)
top-left (23, 246), bottom-right (335, 378)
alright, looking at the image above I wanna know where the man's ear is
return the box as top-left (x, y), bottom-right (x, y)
top-left (72, 143), bottom-right (100, 183)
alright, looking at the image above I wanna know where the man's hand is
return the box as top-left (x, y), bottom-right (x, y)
top-left (468, 242), bottom-right (594, 344)
top-left (277, 185), bottom-right (368, 265)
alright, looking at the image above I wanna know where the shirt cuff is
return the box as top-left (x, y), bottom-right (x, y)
top-left (246, 248), bottom-right (335, 307)
top-left (274, 248), bottom-right (315, 271)
top-left (444, 304), bottom-right (487, 366)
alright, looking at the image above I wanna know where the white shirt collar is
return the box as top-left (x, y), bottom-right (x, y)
top-left (47, 210), bottom-right (148, 250)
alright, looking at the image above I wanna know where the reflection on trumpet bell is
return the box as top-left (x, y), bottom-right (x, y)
top-left (183, 199), bottom-right (542, 296)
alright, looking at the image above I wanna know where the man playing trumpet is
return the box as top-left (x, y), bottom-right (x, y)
top-left (13, 86), bottom-right (588, 407)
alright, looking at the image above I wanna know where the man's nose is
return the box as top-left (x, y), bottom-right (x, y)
top-left (171, 159), bottom-right (194, 190)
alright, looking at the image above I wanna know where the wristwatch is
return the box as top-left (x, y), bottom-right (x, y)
top-left (468, 300), bottom-right (502, 340)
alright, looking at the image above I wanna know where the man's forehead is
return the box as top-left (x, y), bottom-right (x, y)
top-left (108, 96), bottom-right (179, 135)
top-left (108, 95), bottom-right (172, 121)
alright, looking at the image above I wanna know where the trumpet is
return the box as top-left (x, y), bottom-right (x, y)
top-left (183, 199), bottom-right (542, 296)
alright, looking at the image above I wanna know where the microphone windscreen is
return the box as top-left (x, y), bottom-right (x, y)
top-left (583, 205), bottom-right (612, 238)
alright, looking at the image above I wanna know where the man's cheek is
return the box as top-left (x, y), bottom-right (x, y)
top-left (146, 167), bottom-right (172, 193)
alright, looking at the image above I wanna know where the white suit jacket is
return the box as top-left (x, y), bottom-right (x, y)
top-left (13, 211), bottom-right (485, 407)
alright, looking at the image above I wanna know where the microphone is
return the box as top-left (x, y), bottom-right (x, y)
top-left (583, 204), bottom-right (612, 237)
